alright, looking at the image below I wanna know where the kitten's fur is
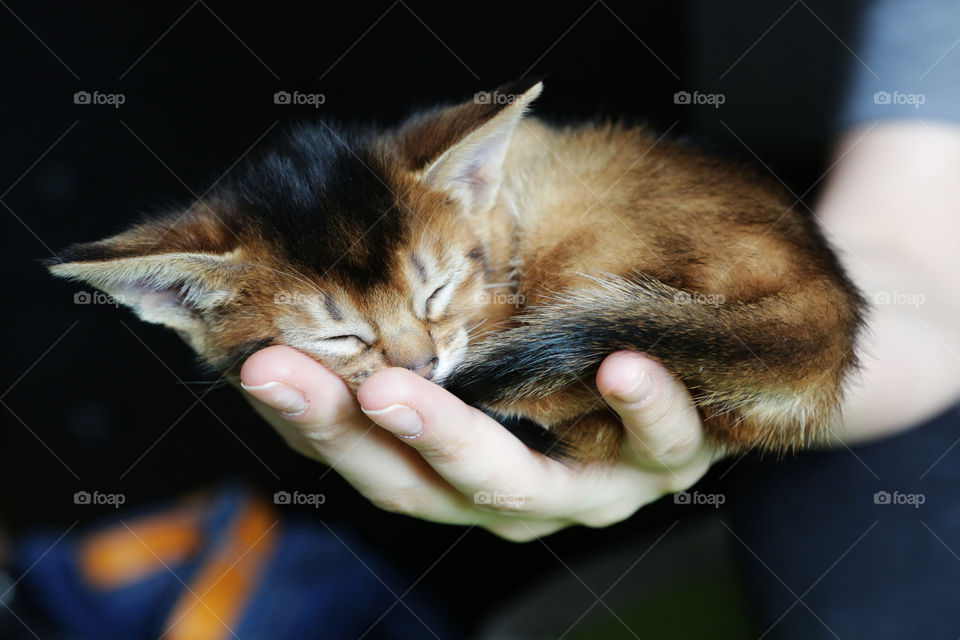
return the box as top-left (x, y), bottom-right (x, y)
top-left (49, 80), bottom-right (864, 463)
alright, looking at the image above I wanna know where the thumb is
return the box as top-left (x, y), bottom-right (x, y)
top-left (596, 351), bottom-right (706, 469)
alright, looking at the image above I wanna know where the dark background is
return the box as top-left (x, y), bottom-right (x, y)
top-left (0, 1), bottom-right (865, 636)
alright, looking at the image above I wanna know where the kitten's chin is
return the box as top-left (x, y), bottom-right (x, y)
top-left (433, 331), bottom-right (469, 387)
top-left (432, 369), bottom-right (451, 387)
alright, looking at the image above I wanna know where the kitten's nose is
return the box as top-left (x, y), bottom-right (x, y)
top-left (407, 356), bottom-right (438, 380)
top-left (382, 329), bottom-right (437, 380)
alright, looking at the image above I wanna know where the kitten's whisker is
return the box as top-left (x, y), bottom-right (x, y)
top-left (464, 317), bottom-right (493, 343)
top-left (465, 317), bottom-right (489, 335)
top-left (466, 316), bottom-right (518, 344)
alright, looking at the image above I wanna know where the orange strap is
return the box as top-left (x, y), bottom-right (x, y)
top-left (79, 510), bottom-right (202, 590)
top-left (162, 498), bottom-right (278, 640)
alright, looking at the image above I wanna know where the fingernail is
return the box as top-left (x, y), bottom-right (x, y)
top-left (361, 404), bottom-right (423, 438)
top-left (240, 381), bottom-right (308, 416)
top-left (614, 369), bottom-right (654, 406)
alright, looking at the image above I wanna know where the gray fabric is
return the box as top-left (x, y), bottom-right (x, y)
top-left (686, 0), bottom-right (960, 153)
top-left (838, 0), bottom-right (960, 127)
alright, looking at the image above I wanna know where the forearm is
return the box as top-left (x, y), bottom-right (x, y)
top-left (817, 120), bottom-right (960, 443)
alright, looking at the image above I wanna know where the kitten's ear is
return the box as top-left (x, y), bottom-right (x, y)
top-left (48, 207), bottom-right (243, 351)
top-left (397, 79), bottom-right (543, 215)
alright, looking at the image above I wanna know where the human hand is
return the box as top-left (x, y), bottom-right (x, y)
top-left (240, 346), bottom-right (716, 541)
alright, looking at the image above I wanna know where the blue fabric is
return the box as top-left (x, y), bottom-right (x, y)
top-left (13, 486), bottom-right (446, 640)
top-left (12, 491), bottom-right (231, 639)
top-left (235, 521), bottom-right (435, 640)
top-left (730, 401), bottom-right (960, 639)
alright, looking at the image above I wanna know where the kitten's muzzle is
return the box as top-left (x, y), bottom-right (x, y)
top-left (404, 356), bottom-right (438, 380)
top-left (382, 330), bottom-right (438, 380)
top-left (385, 351), bottom-right (437, 380)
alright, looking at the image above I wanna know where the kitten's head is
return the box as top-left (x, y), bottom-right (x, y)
top-left (49, 80), bottom-right (542, 388)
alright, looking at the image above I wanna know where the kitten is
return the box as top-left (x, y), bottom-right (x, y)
top-left (49, 80), bottom-right (864, 463)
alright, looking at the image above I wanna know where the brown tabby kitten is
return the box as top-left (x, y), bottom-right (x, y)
top-left (49, 80), bottom-right (864, 463)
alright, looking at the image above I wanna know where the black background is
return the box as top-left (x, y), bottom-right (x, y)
top-left (1, 1), bottom-right (862, 636)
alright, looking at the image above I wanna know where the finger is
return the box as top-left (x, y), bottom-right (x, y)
top-left (357, 368), bottom-right (581, 515)
top-left (240, 345), bottom-right (357, 437)
top-left (483, 518), bottom-right (572, 543)
top-left (597, 351), bottom-right (707, 470)
top-left (240, 347), bottom-right (484, 524)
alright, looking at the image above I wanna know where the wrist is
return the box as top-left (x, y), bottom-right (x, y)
top-left (816, 120), bottom-right (960, 444)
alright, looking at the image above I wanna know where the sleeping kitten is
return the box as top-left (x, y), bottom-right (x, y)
top-left (49, 80), bottom-right (864, 463)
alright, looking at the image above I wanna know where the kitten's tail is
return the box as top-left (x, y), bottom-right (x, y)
top-left (445, 274), bottom-right (863, 454)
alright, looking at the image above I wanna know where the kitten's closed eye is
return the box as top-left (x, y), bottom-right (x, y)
top-left (424, 284), bottom-right (449, 319)
top-left (314, 333), bottom-right (371, 358)
top-left (324, 334), bottom-right (367, 344)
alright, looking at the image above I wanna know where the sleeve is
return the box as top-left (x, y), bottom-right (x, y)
top-left (837, 0), bottom-right (960, 127)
